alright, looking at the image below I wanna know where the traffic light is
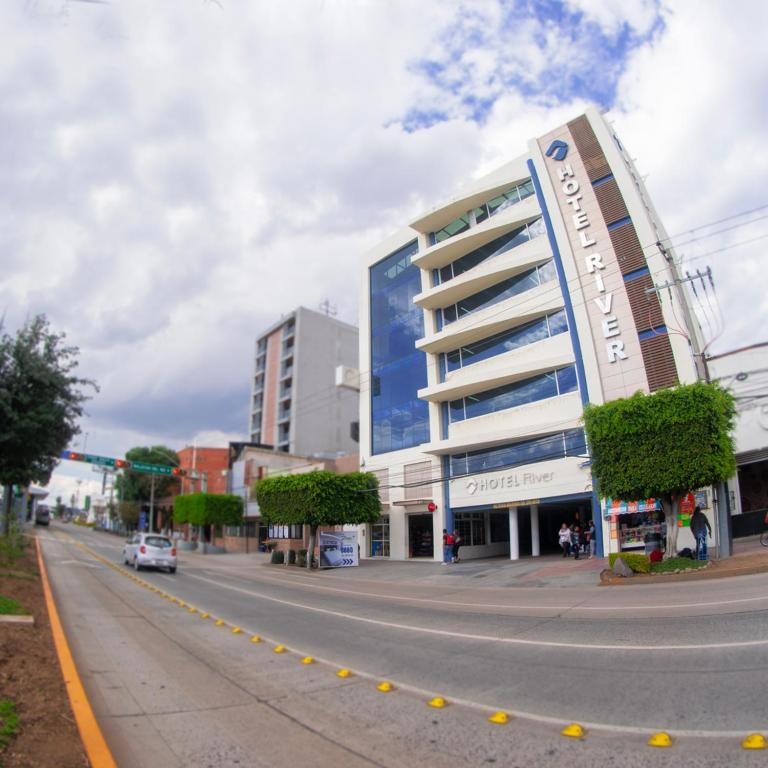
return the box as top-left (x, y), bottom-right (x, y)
top-left (172, 467), bottom-right (186, 476)
top-left (66, 451), bottom-right (84, 461)
top-left (115, 459), bottom-right (129, 469)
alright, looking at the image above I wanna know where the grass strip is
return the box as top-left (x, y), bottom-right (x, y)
top-left (650, 557), bottom-right (709, 574)
top-left (0, 700), bottom-right (20, 751)
top-left (0, 596), bottom-right (25, 615)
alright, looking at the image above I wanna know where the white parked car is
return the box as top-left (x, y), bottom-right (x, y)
top-left (123, 533), bottom-right (177, 573)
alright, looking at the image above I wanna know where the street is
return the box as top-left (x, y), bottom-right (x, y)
top-left (40, 522), bottom-right (768, 767)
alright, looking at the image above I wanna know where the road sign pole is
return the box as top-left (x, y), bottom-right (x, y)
top-left (149, 474), bottom-right (156, 534)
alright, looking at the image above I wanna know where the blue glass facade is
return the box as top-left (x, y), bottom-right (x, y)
top-left (370, 241), bottom-right (430, 454)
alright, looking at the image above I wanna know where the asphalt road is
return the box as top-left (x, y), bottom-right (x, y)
top-left (40, 523), bottom-right (768, 767)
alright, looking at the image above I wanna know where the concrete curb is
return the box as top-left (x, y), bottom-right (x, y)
top-left (35, 537), bottom-right (117, 768)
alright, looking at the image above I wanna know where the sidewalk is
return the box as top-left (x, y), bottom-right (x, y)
top-left (177, 535), bottom-right (767, 590)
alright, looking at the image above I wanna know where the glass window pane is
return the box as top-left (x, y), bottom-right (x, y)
top-left (537, 259), bottom-right (557, 284)
top-left (473, 206), bottom-right (488, 225)
top-left (449, 399), bottom-right (465, 422)
top-left (556, 365), bottom-right (578, 394)
top-left (547, 309), bottom-right (568, 336)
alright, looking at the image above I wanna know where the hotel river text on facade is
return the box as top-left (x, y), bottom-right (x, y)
top-left (357, 108), bottom-right (709, 561)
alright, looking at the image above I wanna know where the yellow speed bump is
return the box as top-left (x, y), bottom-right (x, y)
top-left (215, 619), bottom-right (226, 627)
top-left (188, 607), bottom-right (197, 614)
top-left (742, 733), bottom-right (767, 750)
top-left (336, 668), bottom-right (352, 678)
top-left (274, 644), bottom-right (287, 653)
top-left (488, 711), bottom-right (510, 725)
top-left (561, 723), bottom-right (585, 739)
top-left (301, 656), bottom-right (315, 664)
top-left (376, 681), bottom-right (394, 693)
top-left (250, 635), bottom-right (262, 643)
top-left (427, 697), bottom-right (447, 709)
top-left (200, 612), bottom-right (209, 619)
top-left (231, 627), bottom-right (242, 634)
top-left (178, 601), bottom-right (186, 608)
top-left (647, 732), bottom-right (673, 748)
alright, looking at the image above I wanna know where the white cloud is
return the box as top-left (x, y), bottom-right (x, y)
top-left (0, 0), bottom-right (765, 497)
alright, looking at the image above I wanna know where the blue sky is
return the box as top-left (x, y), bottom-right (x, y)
top-left (1, 0), bottom-right (766, 503)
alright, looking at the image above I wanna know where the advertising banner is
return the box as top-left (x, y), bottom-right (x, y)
top-left (319, 530), bottom-right (358, 568)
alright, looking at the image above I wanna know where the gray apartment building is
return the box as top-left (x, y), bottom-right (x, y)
top-left (248, 306), bottom-right (359, 457)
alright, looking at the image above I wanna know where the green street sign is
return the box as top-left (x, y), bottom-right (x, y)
top-left (129, 461), bottom-right (174, 476)
top-left (60, 450), bottom-right (127, 469)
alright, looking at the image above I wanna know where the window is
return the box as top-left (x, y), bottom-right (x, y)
top-left (370, 515), bottom-right (390, 557)
top-left (455, 512), bottom-right (486, 546)
top-left (428, 180), bottom-right (536, 245)
top-left (437, 218), bottom-right (546, 285)
top-left (370, 241), bottom-right (430, 454)
top-left (444, 310), bottom-right (568, 373)
top-left (450, 429), bottom-right (587, 477)
top-left (449, 365), bottom-right (578, 422)
top-left (441, 251), bottom-right (555, 325)
top-left (268, 524), bottom-right (304, 539)
top-left (404, 461), bottom-right (433, 500)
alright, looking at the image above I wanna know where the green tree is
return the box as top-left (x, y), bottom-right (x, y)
top-left (254, 471), bottom-right (380, 568)
top-left (115, 446), bottom-right (180, 503)
top-left (173, 493), bottom-right (243, 545)
top-left (0, 315), bottom-right (96, 536)
top-left (583, 381), bottom-right (736, 557)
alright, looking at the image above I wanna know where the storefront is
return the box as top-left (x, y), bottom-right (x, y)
top-left (604, 491), bottom-right (711, 555)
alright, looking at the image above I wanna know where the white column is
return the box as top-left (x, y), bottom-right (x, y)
top-left (509, 507), bottom-right (519, 561)
top-left (530, 505), bottom-right (540, 557)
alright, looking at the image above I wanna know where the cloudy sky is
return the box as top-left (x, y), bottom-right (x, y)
top-left (3, 0), bottom-right (767, 503)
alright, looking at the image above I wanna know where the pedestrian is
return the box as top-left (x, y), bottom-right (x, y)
top-left (587, 520), bottom-right (596, 558)
top-left (442, 529), bottom-right (454, 565)
top-left (690, 506), bottom-right (711, 560)
top-left (452, 529), bottom-right (462, 562)
top-left (558, 523), bottom-right (571, 557)
top-left (571, 525), bottom-right (581, 560)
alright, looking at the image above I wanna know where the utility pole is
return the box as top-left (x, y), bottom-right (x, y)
top-left (149, 473), bottom-right (156, 534)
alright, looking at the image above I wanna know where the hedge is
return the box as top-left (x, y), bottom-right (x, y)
top-left (173, 493), bottom-right (244, 527)
top-left (608, 552), bottom-right (651, 574)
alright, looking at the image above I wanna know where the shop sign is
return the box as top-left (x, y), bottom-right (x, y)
top-left (603, 498), bottom-right (660, 515)
top-left (319, 531), bottom-right (358, 568)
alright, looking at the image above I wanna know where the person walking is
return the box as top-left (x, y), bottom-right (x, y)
top-left (571, 525), bottom-right (581, 560)
top-left (442, 529), bottom-right (454, 565)
top-left (690, 506), bottom-right (712, 560)
top-left (452, 529), bottom-right (462, 562)
top-left (558, 523), bottom-right (571, 557)
top-left (587, 520), bottom-right (596, 558)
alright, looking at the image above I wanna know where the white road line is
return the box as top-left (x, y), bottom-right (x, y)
top-left (187, 573), bottom-right (768, 651)
top-left (194, 565), bottom-right (768, 613)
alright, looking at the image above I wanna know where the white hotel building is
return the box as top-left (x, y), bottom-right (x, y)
top-left (357, 108), bottom-right (706, 561)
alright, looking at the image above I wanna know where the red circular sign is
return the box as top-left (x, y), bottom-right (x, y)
top-left (427, 502), bottom-right (437, 512)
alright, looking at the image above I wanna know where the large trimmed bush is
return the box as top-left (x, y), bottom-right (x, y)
top-left (173, 493), bottom-right (243, 528)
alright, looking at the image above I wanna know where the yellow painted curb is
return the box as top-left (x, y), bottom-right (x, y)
top-left (742, 733), bottom-right (767, 750)
top-left (561, 723), bottom-right (585, 739)
top-left (250, 635), bottom-right (262, 643)
top-left (427, 697), bottom-right (447, 709)
top-left (377, 681), bottom-right (394, 693)
top-left (274, 644), bottom-right (286, 653)
top-left (647, 732), bottom-right (673, 748)
top-left (488, 711), bottom-right (510, 725)
top-left (336, 668), bottom-right (352, 678)
top-left (36, 538), bottom-right (117, 768)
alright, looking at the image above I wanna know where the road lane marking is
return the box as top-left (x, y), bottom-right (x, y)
top-left (187, 574), bottom-right (768, 651)
top-left (193, 564), bottom-right (768, 614)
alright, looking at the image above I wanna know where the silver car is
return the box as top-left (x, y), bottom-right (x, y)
top-left (123, 533), bottom-right (177, 573)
